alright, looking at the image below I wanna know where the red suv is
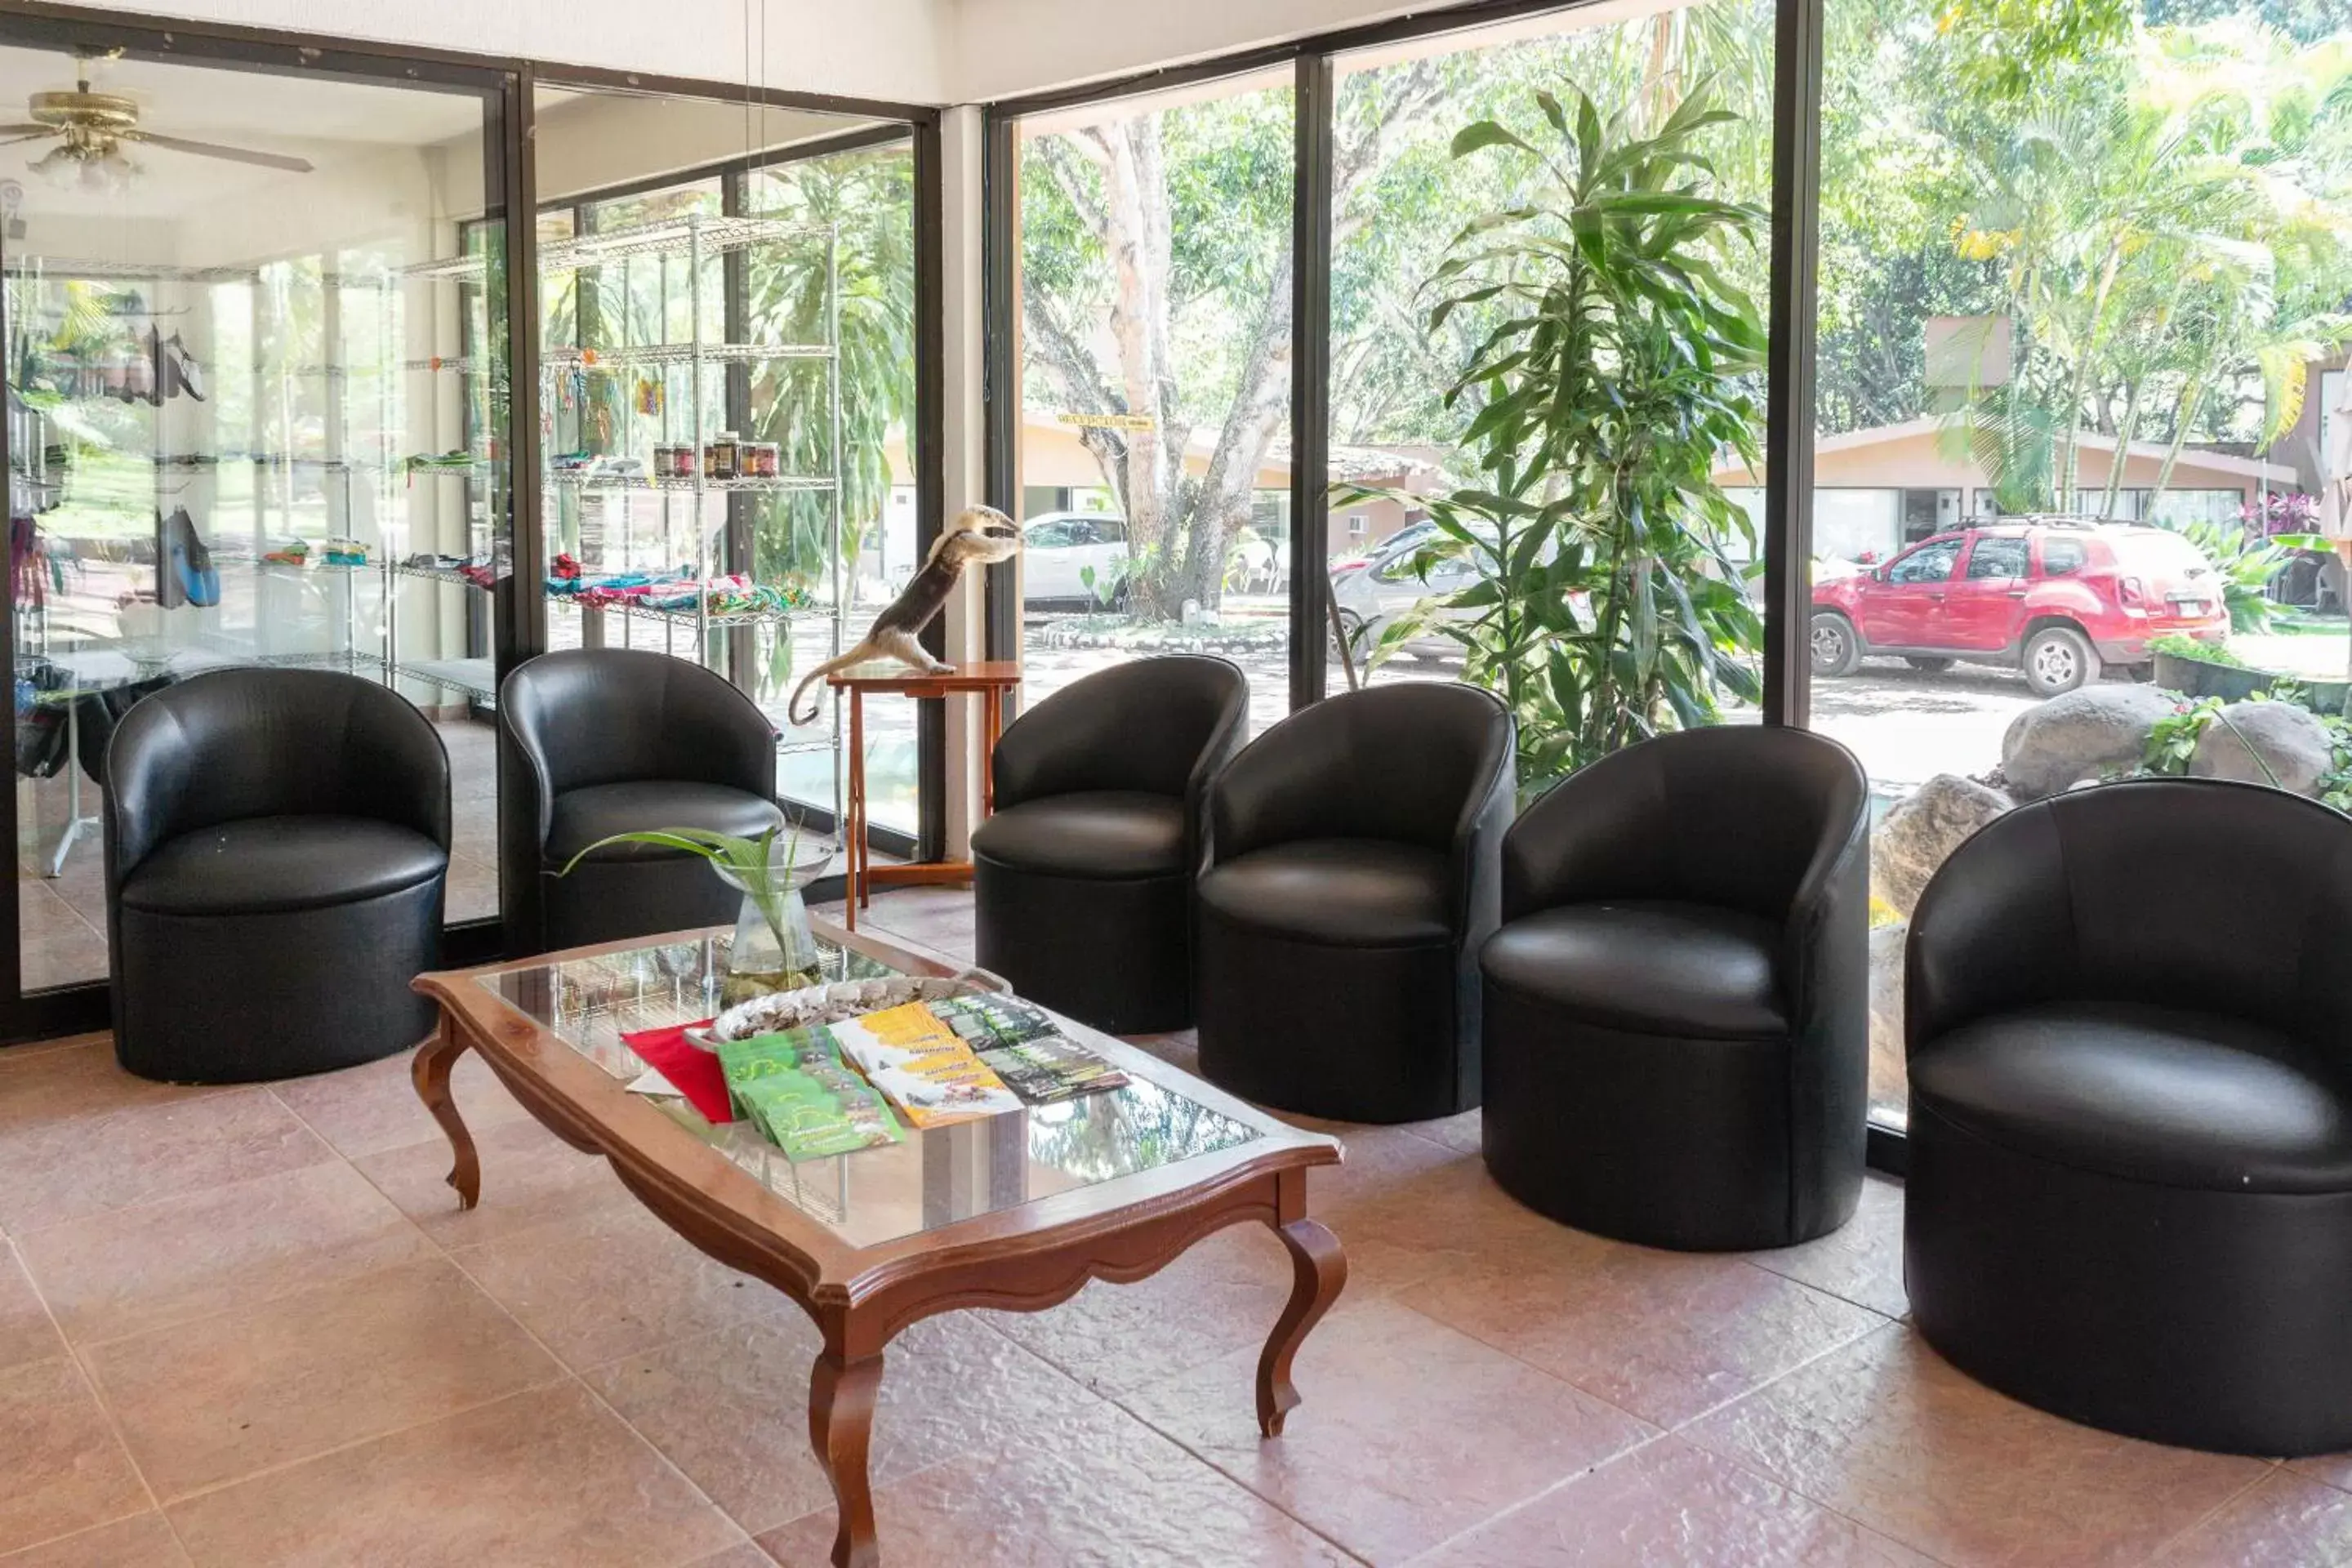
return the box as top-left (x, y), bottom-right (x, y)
top-left (1810, 520), bottom-right (2228, 697)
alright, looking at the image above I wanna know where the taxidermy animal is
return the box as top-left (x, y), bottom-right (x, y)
top-left (786, 506), bottom-right (1022, 724)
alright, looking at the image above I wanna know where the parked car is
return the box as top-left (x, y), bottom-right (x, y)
top-left (1022, 512), bottom-right (1129, 606)
top-left (1809, 519), bottom-right (2229, 697)
top-left (1330, 523), bottom-right (1499, 663)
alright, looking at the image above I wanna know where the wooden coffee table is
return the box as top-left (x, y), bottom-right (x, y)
top-left (410, 920), bottom-right (1346, 1568)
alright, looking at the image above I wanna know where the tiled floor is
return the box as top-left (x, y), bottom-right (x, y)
top-left (0, 886), bottom-right (2343, 1566)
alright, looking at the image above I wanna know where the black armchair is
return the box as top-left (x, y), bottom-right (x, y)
top-left (1195, 682), bottom-right (1513, 1124)
top-left (1907, 777), bottom-right (2352, 1456)
top-left (972, 656), bottom-right (1246, 1032)
top-left (1477, 726), bottom-right (1869, 1250)
top-left (501, 648), bottom-right (786, 953)
top-left (104, 667), bottom-right (451, 1082)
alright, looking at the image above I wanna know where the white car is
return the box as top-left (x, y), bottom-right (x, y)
top-left (1022, 512), bottom-right (1129, 606)
top-left (1330, 525), bottom-right (1493, 662)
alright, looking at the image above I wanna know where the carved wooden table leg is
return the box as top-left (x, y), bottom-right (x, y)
top-left (1258, 1210), bottom-right (1348, 1437)
top-left (411, 1015), bottom-right (480, 1210)
top-left (809, 1341), bottom-right (885, 1568)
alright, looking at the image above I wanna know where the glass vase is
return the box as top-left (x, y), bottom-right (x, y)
top-left (714, 862), bottom-right (825, 1004)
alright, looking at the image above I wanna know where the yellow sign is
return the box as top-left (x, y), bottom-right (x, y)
top-left (1057, 412), bottom-right (1156, 432)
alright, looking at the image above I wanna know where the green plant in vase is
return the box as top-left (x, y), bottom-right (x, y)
top-left (560, 823), bottom-right (825, 1002)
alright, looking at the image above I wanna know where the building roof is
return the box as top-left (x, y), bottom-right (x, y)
top-left (1722, 416), bottom-right (2301, 486)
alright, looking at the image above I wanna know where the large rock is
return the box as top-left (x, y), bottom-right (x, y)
top-left (1872, 773), bottom-right (2012, 919)
top-left (2189, 700), bottom-right (2335, 796)
top-left (1869, 923), bottom-right (1906, 1119)
top-left (2001, 684), bottom-right (2179, 800)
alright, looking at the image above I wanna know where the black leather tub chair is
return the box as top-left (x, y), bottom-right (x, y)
top-left (1478, 726), bottom-right (1870, 1250)
top-left (971, 655), bottom-right (1247, 1033)
top-left (501, 648), bottom-right (786, 953)
top-left (1195, 682), bottom-right (1514, 1124)
top-left (1908, 777), bottom-right (2352, 1455)
top-left (105, 667), bottom-right (451, 1082)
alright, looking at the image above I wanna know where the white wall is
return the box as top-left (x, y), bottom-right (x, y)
top-left (952, 0), bottom-right (1441, 102)
top-left (64, 0), bottom-right (950, 105)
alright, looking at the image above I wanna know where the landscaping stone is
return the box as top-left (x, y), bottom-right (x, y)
top-left (1999, 684), bottom-right (2178, 799)
top-left (1871, 773), bottom-right (2012, 919)
top-left (1028, 614), bottom-right (1285, 654)
top-left (2189, 699), bottom-right (2334, 796)
top-left (1869, 923), bottom-right (1906, 1113)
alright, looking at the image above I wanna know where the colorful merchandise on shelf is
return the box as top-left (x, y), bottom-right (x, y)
top-left (261, 540), bottom-right (310, 566)
top-left (323, 537), bottom-right (368, 567)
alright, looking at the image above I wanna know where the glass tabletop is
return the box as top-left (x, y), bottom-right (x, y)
top-left (479, 932), bottom-right (1263, 1249)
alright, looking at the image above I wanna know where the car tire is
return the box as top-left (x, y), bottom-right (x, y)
top-left (2022, 624), bottom-right (2100, 697)
top-left (1904, 656), bottom-right (1955, 673)
top-left (1811, 611), bottom-right (1860, 678)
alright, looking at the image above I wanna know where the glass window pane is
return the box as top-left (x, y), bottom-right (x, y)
top-left (1808, 0), bottom-right (2350, 1128)
top-left (1332, 2), bottom-right (1774, 787)
top-left (1015, 71), bottom-right (1296, 735)
top-left (1, 44), bottom-right (506, 991)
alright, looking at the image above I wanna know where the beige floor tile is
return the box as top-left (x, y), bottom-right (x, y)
top-left (0, 1248), bottom-right (61, 1374)
top-left (16, 1162), bottom-right (434, 1348)
top-left (0, 1511), bottom-right (189, 1567)
top-left (758, 1394), bottom-right (1354, 1568)
top-left (445, 853), bottom-right (500, 926)
top-left (0, 1040), bottom-right (216, 1141)
top-left (586, 1312), bottom-right (1097, 1537)
top-left (0, 1088), bottom-right (332, 1236)
top-left (1684, 1323), bottom-right (2272, 1568)
top-left (677, 1544), bottom-right (775, 1568)
top-left (267, 1047), bottom-right (528, 1161)
top-left (1312, 1155), bottom-right (1568, 1298)
top-left (165, 1381), bottom-right (737, 1568)
top-left (2154, 1470), bottom-right (2352, 1566)
top-left (988, 1222), bottom-right (1325, 1398)
top-left (1300, 1123), bottom-right (1468, 1219)
top-left (353, 1114), bottom-right (627, 1245)
top-left (1740, 1173), bottom-right (1909, 1320)
top-left (1127, 1295), bottom-right (1655, 1564)
top-left (1407, 1106), bottom-right (1481, 1157)
top-left (86, 1256), bottom-right (563, 1501)
top-left (1397, 1218), bottom-right (1887, 1429)
top-left (1412, 1436), bottom-right (1939, 1566)
top-left (0, 1357), bottom-right (148, 1555)
top-left (449, 1200), bottom-right (795, 1370)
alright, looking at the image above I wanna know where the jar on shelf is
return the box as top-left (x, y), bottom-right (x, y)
top-left (708, 430), bottom-right (739, 480)
top-left (674, 443), bottom-right (697, 479)
top-left (755, 443), bottom-right (782, 478)
top-left (652, 444), bottom-right (676, 479)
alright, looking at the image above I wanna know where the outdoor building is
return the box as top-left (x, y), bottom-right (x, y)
top-left (1721, 416), bottom-right (2297, 562)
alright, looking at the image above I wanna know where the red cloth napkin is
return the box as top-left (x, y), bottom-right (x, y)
top-left (622, 1020), bottom-right (733, 1123)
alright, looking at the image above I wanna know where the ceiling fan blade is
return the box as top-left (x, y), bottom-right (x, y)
top-left (0, 125), bottom-right (53, 137)
top-left (122, 131), bottom-right (313, 173)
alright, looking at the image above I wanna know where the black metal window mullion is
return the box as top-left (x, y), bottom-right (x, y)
top-left (912, 116), bottom-right (951, 864)
top-left (1763, 0), bottom-right (1826, 729)
top-left (981, 110), bottom-right (1022, 665)
top-left (1290, 52), bottom-right (1335, 711)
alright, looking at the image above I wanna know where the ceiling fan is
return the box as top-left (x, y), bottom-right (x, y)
top-left (0, 51), bottom-right (314, 194)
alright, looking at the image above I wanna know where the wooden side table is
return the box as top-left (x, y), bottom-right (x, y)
top-left (829, 659), bottom-right (1022, 930)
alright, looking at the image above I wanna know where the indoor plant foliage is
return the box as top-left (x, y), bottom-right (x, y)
top-left (562, 823), bottom-right (821, 998)
top-left (1369, 83), bottom-right (1766, 789)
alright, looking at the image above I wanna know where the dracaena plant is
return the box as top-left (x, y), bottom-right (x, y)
top-left (1355, 83), bottom-right (1767, 790)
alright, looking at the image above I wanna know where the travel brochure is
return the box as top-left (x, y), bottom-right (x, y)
top-left (704, 995), bottom-right (1129, 1162)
